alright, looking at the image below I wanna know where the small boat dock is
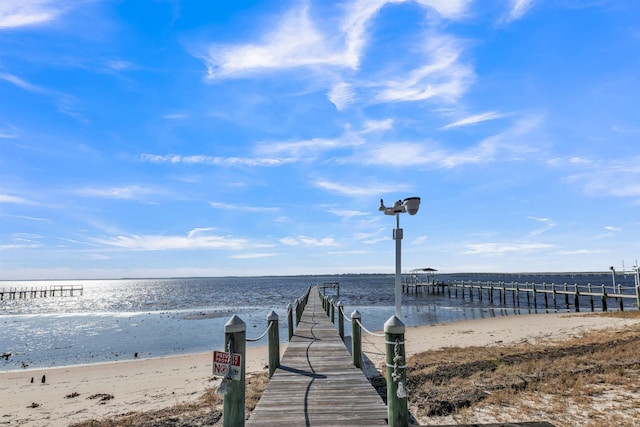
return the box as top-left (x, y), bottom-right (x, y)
top-left (0, 285), bottom-right (84, 300)
top-left (246, 287), bottom-right (388, 426)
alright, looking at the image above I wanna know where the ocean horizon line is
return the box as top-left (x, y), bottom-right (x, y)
top-left (0, 269), bottom-right (628, 283)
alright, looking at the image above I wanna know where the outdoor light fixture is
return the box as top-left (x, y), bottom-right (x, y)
top-left (379, 197), bottom-right (421, 318)
top-left (610, 266), bottom-right (616, 293)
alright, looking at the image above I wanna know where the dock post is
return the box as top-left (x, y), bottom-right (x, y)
top-left (222, 315), bottom-right (246, 427)
top-left (619, 292), bottom-right (624, 311)
top-left (601, 285), bottom-right (608, 312)
top-left (351, 310), bottom-right (362, 369)
top-left (287, 304), bottom-right (293, 340)
top-left (295, 298), bottom-right (303, 325)
top-left (267, 311), bottom-right (279, 379)
top-left (338, 302), bottom-right (344, 341)
top-left (330, 298), bottom-right (335, 324)
top-left (385, 315), bottom-right (407, 427)
top-left (588, 284), bottom-right (594, 312)
top-left (636, 285), bottom-right (640, 310)
top-left (574, 284), bottom-right (580, 312)
top-left (489, 282), bottom-right (494, 304)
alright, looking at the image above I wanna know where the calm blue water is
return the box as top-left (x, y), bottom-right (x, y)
top-left (0, 273), bottom-right (637, 371)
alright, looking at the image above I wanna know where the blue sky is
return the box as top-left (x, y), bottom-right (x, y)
top-left (1, 0), bottom-right (639, 280)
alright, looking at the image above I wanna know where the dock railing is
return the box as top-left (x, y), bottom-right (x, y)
top-left (322, 291), bottom-right (408, 427)
top-left (215, 285), bottom-right (311, 426)
top-left (217, 285), bottom-right (409, 427)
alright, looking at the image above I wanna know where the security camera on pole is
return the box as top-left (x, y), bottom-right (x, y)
top-left (379, 197), bottom-right (421, 318)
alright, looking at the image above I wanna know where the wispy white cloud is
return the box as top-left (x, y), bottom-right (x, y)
top-left (0, 0), bottom-right (71, 29)
top-left (228, 252), bottom-right (280, 259)
top-left (327, 208), bottom-right (369, 218)
top-left (441, 111), bottom-right (507, 130)
top-left (360, 137), bottom-right (511, 168)
top-left (209, 202), bottom-right (280, 213)
top-left (414, 0), bottom-right (471, 19)
top-left (411, 235), bottom-right (428, 245)
top-left (0, 232), bottom-right (43, 251)
top-left (501, 0), bottom-right (536, 24)
top-left (279, 235), bottom-right (338, 247)
top-left (0, 194), bottom-right (31, 204)
top-left (255, 135), bottom-right (363, 158)
top-left (0, 243), bottom-right (42, 251)
top-left (361, 119), bottom-right (393, 133)
top-left (12, 232), bottom-right (43, 242)
top-left (193, 0), bottom-right (478, 115)
top-left (330, 115), bottom-right (543, 169)
top-left (75, 185), bottom-right (158, 200)
top-left (595, 225), bottom-right (623, 238)
top-left (563, 156), bottom-right (640, 199)
top-left (0, 123), bottom-right (20, 138)
top-left (313, 178), bottom-right (409, 196)
top-left (161, 112), bottom-right (190, 120)
top-left (186, 227), bottom-right (216, 238)
top-left (328, 82), bottom-right (356, 110)
top-left (527, 216), bottom-right (556, 236)
top-left (354, 230), bottom-right (387, 244)
top-left (93, 229), bottom-right (249, 251)
top-left (555, 249), bottom-right (609, 255)
top-left (373, 35), bottom-right (474, 103)
top-left (3, 214), bottom-right (49, 222)
top-left (0, 73), bottom-right (46, 93)
top-left (464, 241), bottom-right (554, 255)
top-left (0, 73), bottom-right (85, 121)
top-left (57, 237), bottom-right (102, 247)
top-left (104, 59), bottom-right (135, 71)
top-left (87, 253), bottom-right (111, 260)
top-left (140, 153), bottom-right (293, 167)
top-left (203, 4), bottom-right (338, 79)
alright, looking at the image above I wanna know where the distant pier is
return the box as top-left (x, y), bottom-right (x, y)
top-left (0, 285), bottom-right (83, 300)
top-left (405, 280), bottom-right (640, 312)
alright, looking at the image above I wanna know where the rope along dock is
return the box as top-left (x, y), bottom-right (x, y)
top-left (246, 288), bottom-right (388, 426)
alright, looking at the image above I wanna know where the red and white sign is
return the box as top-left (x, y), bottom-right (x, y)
top-left (212, 350), bottom-right (242, 381)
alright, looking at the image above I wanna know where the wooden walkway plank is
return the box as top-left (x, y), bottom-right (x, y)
top-left (246, 288), bottom-right (388, 426)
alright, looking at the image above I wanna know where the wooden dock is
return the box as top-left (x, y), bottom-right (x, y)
top-left (0, 285), bottom-right (83, 300)
top-left (246, 288), bottom-right (388, 426)
top-left (407, 280), bottom-right (640, 312)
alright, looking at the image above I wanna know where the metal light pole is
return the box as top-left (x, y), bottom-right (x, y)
top-left (610, 266), bottom-right (616, 293)
top-left (380, 197), bottom-right (421, 318)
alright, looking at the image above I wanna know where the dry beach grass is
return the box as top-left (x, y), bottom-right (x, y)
top-left (405, 311), bottom-right (640, 426)
top-left (65, 311), bottom-right (640, 427)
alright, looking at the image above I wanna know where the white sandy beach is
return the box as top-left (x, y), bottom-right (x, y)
top-left (2, 312), bottom-right (639, 427)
